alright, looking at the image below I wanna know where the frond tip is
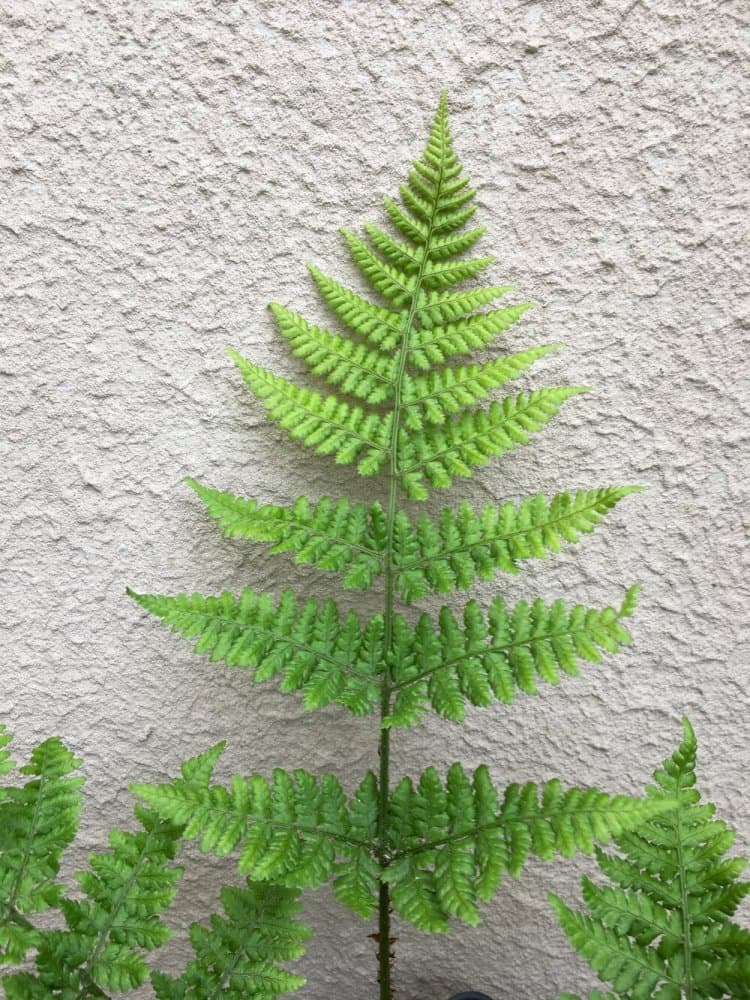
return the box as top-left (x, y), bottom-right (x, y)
top-left (552, 718), bottom-right (750, 999)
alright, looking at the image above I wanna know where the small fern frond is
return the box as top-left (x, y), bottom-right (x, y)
top-left (400, 345), bottom-right (561, 430)
top-left (229, 350), bottom-right (391, 474)
top-left (0, 734), bottom-right (84, 963)
top-left (553, 718), bottom-right (750, 999)
top-left (127, 587), bottom-right (383, 716)
top-left (151, 880), bottom-right (311, 1000)
top-left (4, 806), bottom-right (183, 996)
top-left (131, 744), bottom-right (367, 890)
top-left (385, 587), bottom-right (639, 726)
top-left (392, 488), bottom-right (642, 601)
top-left (331, 774), bottom-right (380, 919)
top-left (398, 388), bottom-right (588, 499)
top-left (270, 303), bottom-right (396, 402)
top-left (186, 479), bottom-right (385, 589)
top-left (381, 764), bottom-right (671, 933)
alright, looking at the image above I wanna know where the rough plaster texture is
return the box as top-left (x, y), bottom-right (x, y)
top-left (2, 1), bottom-right (748, 997)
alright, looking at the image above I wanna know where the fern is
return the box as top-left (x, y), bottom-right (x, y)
top-left (0, 730), bottom-right (186, 998)
top-left (121, 91), bottom-right (674, 1000)
top-left (551, 718), bottom-right (750, 999)
top-left (0, 728), bottom-right (84, 965)
top-left (151, 881), bottom-right (310, 1000)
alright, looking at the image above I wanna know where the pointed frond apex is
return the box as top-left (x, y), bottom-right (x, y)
top-left (554, 719), bottom-right (750, 999)
top-left (0, 736), bottom-right (84, 963)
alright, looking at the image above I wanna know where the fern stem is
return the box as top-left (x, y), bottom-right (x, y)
top-left (376, 108), bottom-right (448, 1000)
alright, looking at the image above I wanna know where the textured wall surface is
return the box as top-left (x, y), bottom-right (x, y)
top-left (2, 1), bottom-right (748, 997)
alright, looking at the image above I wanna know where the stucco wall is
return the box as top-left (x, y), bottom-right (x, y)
top-left (2, 1), bottom-right (748, 997)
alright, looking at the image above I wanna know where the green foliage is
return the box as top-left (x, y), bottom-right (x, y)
top-left (551, 718), bottom-right (750, 999)
top-left (124, 91), bottom-right (667, 998)
top-left (0, 727), bottom-right (84, 965)
top-left (151, 880), bottom-right (311, 1000)
top-left (0, 730), bottom-right (185, 998)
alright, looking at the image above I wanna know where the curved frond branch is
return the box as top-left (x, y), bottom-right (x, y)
top-left (391, 487), bottom-right (642, 600)
top-left (269, 303), bottom-right (396, 403)
top-left (131, 745), bottom-right (374, 890)
top-left (307, 265), bottom-right (406, 352)
top-left (380, 763), bottom-right (673, 933)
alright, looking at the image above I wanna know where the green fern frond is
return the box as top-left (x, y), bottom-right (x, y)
top-left (270, 303), bottom-right (397, 402)
top-left (229, 350), bottom-right (391, 474)
top-left (0, 726), bottom-right (14, 777)
top-left (398, 388), bottom-right (588, 499)
top-left (127, 587), bottom-right (383, 716)
top-left (0, 735), bottom-right (84, 963)
top-left (151, 880), bottom-right (311, 1000)
top-left (406, 303), bottom-right (532, 368)
top-left (553, 718), bottom-right (750, 999)
top-left (307, 264), bottom-right (405, 352)
top-left (392, 488), bottom-right (642, 600)
top-left (381, 763), bottom-right (671, 933)
top-left (131, 744), bottom-right (366, 890)
top-left (185, 479), bottom-right (385, 589)
top-left (4, 806), bottom-right (183, 996)
top-left (385, 587), bottom-right (639, 726)
top-left (400, 345), bottom-right (561, 430)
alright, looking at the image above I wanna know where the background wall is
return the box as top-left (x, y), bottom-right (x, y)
top-left (2, 1), bottom-right (748, 997)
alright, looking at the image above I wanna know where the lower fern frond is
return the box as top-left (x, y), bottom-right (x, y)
top-left (0, 731), bottom-right (84, 963)
top-left (552, 718), bottom-right (750, 1000)
top-left (3, 806), bottom-right (183, 996)
top-left (383, 764), bottom-right (673, 933)
top-left (151, 880), bottom-right (311, 1000)
top-left (131, 744), bottom-right (369, 892)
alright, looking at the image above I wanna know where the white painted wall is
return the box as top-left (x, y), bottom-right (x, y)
top-left (3, 1), bottom-right (747, 997)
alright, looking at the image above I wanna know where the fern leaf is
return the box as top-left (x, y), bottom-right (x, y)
top-left (407, 303), bottom-right (532, 369)
top-left (385, 588), bottom-right (639, 725)
top-left (151, 880), bottom-right (311, 1000)
top-left (392, 489), bottom-right (642, 600)
top-left (8, 806), bottom-right (183, 996)
top-left (400, 345), bottom-right (561, 429)
top-left (398, 388), bottom-right (588, 498)
top-left (131, 744), bottom-right (366, 890)
top-left (0, 736), bottom-right (84, 963)
top-left (127, 587), bottom-right (383, 716)
top-left (229, 350), bottom-right (390, 474)
top-left (554, 718), bottom-right (750, 999)
top-left (381, 764), bottom-right (670, 933)
top-left (332, 773), bottom-right (380, 918)
top-left (185, 479), bottom-right (385, 589)
top-left (270, 303), bottom-right (396, 402)
top-left (307, 264), bottom-right (406, 352)
top-left (342, 228), bottom-right (416, 307)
